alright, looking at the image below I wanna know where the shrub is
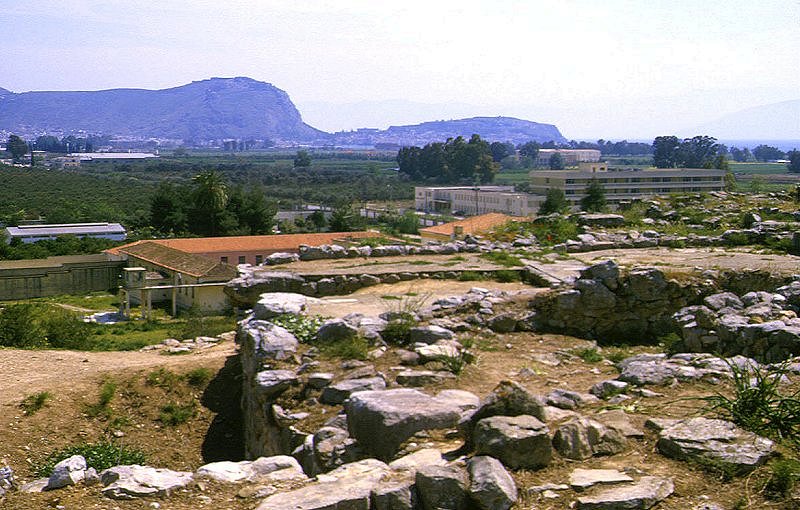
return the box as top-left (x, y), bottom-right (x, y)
top-left (765, 458), bottom-right (800, 499)
top-left (433, 350), bottom-right (476, 375)
top-left (35, 441), bottom-right (146, 477)
top-left (0, 303), bottom-right (48, 348)
top-left (43, 309), bottom-right (93, 349)
top-left (20, 391), bottom-right (53, 416)
top-left (184, 367), bottom-right (213, 388)
top-left (159, 401), bottom-right (197, 426)
top-left (700, 360), bottom-right (800, 444)
top-left (457, 271), bottom-right (486, 281)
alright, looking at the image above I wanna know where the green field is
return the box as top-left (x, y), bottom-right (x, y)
top-left (729, 162), bottom-right (789, 174)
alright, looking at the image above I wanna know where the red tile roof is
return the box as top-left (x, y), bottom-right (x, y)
top-left (419, 213), bottom-right (520, 237)
top-left (107, 231), bottom-right (379, 256)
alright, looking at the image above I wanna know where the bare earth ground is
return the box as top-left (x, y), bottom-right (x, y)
top-left (1, 247), bottom-right (798, 509)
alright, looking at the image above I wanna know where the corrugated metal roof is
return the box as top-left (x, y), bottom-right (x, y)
top-left (6, 222), bottom-right (126, 237)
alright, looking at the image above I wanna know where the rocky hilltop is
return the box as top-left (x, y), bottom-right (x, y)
top-left (332, 116), bottom-right (566, 147)
top-left (0, 77), bottom-right (326, 142)
top-left (0, 79), bottom-right (566, 146)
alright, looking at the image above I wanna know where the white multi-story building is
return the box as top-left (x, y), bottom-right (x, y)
top-left (529, 167), bottom-right (726, 206)
top-left (414, 186), bottom-right (544, 217)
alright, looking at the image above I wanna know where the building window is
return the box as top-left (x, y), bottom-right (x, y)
top-left (221, 256), bottom-right (228, 264)
top-left (238, 256), bottom-right (246, 264)
top-left (255, 255), bottom-right (263, 264)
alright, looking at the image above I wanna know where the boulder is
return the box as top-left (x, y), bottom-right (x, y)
top-left (409, 326), bottom-right (455, 344)
top-left (196, 456), bottom-right (304, 483)
top-left (389, 448), bottom-right (448, 473)
top-left (552, 417), bottom-right (627, 460)
top-left (396, 370), bottom-right (456, 387)
top-left (575, 476), bottom-right (674, 510)
top-left (46, 455), bottom-right (87, 490)
top-left (100, 465), bottom-right (194, 500)
top-left (255, 370), bottom-right (299, 399)
top-left (225, 270), bottom-right (307, 307)
top-left (487, 314), bottom-right (518, 333)
top-left (372, 474), bottom-right (416, 510)
top-left (415, 464), bottom-right (469, 510)
top-left (473, 415), bottom-right (552, 470)
top-left (646, 417), bottom-right (774, 474)
top-left (264, 252), bottom-right (299, 265)
top-left (320, 377), bottom-right (387, 405)
top-left (546, 388), bottom-right (599, 410)
top-left (257, 459), bottom-right (390, 510)
top-left (239, 320), bottom-right (299, 363)
top-left (466, 381), bottom-right (547, 441)
top-left (590, 380), bottom-right (629, 399)
top-left (569, 468), bottom-right (633, 491)
top-left (316, 318), bottom-right (360, 343)
top-left (345, 389), bottom-right (463, 460)
top-left (467, 456), bottom-right (517, 510)
top-left (252, 292), bottom-right (308, 319)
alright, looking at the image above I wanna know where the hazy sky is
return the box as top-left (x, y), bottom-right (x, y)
top-left (2, 0), bottom-right (798, 138)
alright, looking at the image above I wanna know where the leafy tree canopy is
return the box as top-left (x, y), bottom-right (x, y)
top-left (396, 134), bottom-right (499, 184)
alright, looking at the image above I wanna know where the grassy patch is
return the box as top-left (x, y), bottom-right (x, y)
top-left (494, 270), bottom-right (521, 283)
top-left (34, 441), bottom-right (147, 478)
top-left (572, 347), bottom-right (604, 363)
top-left (480, 251), bottom-right (523, 267)
top-left (159, 401), bottom-right (196, 426)
top-left (146, 367), bottom-right (181, 390)
top-left (317, 336), bottom-right (370, 360)
top-left (458, 271), bottom-right (487, 281)
top-left (20, 391), bottom-right (53, 416)
top-left (184, 367), bottom-right (213, 388)
top-left (85, 379), bottom-right (117, 418)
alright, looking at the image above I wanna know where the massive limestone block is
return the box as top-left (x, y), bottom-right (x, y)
top-left (252, 292), bottom-right (308, 319)
top-left (345, 389), bottom-right (466, 460)
top-left (415, 464), bottom-right (469, 510)
top-left (473, 415), bottom-right (552, 470)
top-left (195, 455), bottom-right (305, 483)
top-left (225, 270), bottom-right (307, 307)
top-left (552, 417), bottom-right (627, 460)
top-left (576, 476), bottom-right (674, 510)
top-left (467, 456), bottom-right (517, 510)
top-left (646, 417), bottom-right (774, 474)
top-left (100, 465), bottom-right (194, 500)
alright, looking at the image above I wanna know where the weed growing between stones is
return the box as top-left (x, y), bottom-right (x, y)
top-left (317, 336), bottom-right (369, 361)
top-left (380, 294), bottom-right (429, 346)
top-left (701, 360), bottom-right (800, 445)
top-left (270, 314), bottom-right (327, 343)
top-left (34, 441), bottom-right (147, 478)
top-left (479, 251), bottom-right (523, 267)
top-left (19, 391), bottom-right (53, 416)
top-left (572, 347), bottom-right (604, 363)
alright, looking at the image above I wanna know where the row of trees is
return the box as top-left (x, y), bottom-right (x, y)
top-left (538, 180), bottom-right (606, 216)
top-left (150, 171), bottom-right (277, 236)
top-left (396, 135), bottom-right (500, 183)
top-left (652, 135), bottom-right (728, 169)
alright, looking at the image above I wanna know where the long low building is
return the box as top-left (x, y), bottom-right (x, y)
top-left (4, 222), bottom-right (127, 244)
top-left (529, 167), bottom-right (726, 206)
top-left (415, 186), bottom-right (544, 217)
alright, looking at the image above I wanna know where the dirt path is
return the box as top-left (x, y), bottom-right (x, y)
top-left (0, 342), bottom-right (238, 405)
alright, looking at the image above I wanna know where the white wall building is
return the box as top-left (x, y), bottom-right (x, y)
top-left (415, 186), bottom-right (544, 217)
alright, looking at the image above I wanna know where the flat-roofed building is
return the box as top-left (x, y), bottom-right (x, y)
top-left (5, 222), bottom-right (127, 244)
top-left (536, 149), bottom-right (601, 166)
top-left (415, 186), bottom-right (544, 217)
top-left (529, 167), bottom-right (726, 206)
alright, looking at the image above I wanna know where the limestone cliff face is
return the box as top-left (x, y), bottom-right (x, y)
top-left (0, 77), bottom-right (326, 142)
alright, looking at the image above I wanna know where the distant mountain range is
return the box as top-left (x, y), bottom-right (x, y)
top-left (693, 100), bottom-right (800, 141)
top-left (0, 77), bottom-right (323, 143)
top-left (0, 78), bottom-right (565, 146)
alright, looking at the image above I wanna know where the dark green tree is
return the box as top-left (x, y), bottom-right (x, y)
top-left (309, 210), bottom-right (327, 231)
top-left (538, 188), bottom-right (570, 215)
top-left (548, 152), bottom-right (565, 170)
top-left (150, 181), bottom-right (188, 234)
top-left (328, 201), bottom-right (363, 232)
top-left (652, 136), bottom-right (680, 168)
top-left (6, 135), bottom-right (29, 162)
top-left (489, 141), bottom-right (514, 162)
top-left (236, 186), bottom-right (277, 234)
top-left (752, 145), bottom-right (785, 162)
top-left (294, 150), bottom-right (312, 168)
top-left (580, 178), bottom-right (607, 212)
top-left (676, 135), bottom-right (720, 168)
top-left (787, 150), bottom-right (800, 173)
